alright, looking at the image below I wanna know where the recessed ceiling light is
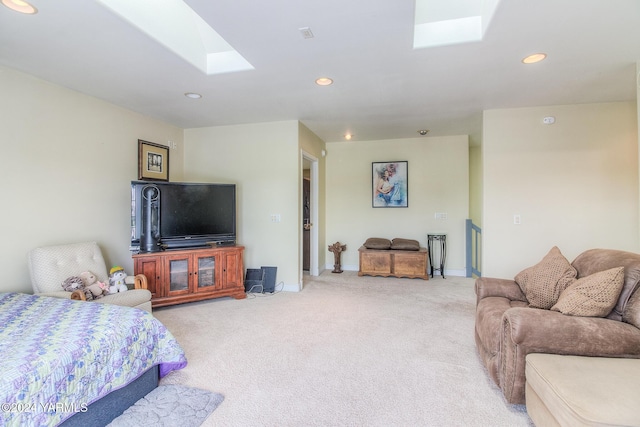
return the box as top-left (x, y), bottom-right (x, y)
top-left (2, 0), bottom-right (37, 14)
top-left (522, 53), bottom-right (547, 64)
top-left (315, 77), bottom-right (333, 86)
top-left (418, 130), bottom-right (429, 136)
top-left (344, 133), bottom-right (353, 140)
top-left (184, 92), bottom-right (202, 99)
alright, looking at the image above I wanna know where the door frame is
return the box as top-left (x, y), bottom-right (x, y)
top-left (301, 151), bottom-right (319, 283)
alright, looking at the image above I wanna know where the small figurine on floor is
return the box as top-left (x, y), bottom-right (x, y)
top-left (328, 241), bottom-right (347, 273)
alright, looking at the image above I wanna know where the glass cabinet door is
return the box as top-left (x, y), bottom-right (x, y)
top-left (197, 256), bottom-right (216, 290)
top-left (168, 258), bottom-right (189, 294)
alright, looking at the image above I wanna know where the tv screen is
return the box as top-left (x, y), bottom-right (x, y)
top-left (131, 181), bottom-right (236, 251)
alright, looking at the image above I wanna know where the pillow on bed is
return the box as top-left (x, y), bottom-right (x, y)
top-left (363, 238), bottom-right (391, 250)
top-left (514, 246), bottom-right (577, 309)
top-left (390, 238), bottom-right (420, 251)
top-left (551, 267), bottom-right (625, 317)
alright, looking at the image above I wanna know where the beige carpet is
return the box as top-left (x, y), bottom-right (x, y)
top-left (154, 271), bottom-right (533, 427)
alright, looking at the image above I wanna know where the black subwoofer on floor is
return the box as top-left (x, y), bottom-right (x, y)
top-left (260, 266), bottom-right (277, 293)
top-left (244, 269), bottom-right (264, 293)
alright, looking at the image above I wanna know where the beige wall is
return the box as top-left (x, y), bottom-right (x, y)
top-left (325, 136), bottom-right (470, 274)
top-left (5, 64), bottom-right (639, 293)
top-left (0, 66), bottom-right (183, 293)
top-left (184, 121), bottom-right (304, 290)
top-left (482, 102), bottom-right (639, 278)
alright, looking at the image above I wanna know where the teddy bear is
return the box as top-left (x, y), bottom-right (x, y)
top-left (109, 265), bottom-right (129, 293)
top-left (79, 271), bottom-right (109, 300)
top-left (61, 275), bottom-right (94, 301)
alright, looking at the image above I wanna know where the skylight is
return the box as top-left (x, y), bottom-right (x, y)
top-left (414, 0), bottom-right (501, 49)
top-left (98, 0), bottom-right (254, 75)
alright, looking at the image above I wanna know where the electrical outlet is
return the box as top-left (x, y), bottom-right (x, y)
top-left (514, 215), bottom-right (521, 225)
top-left (435, 212), bottom-right (448, 220)
top-left (270, 214), bottom-right (281, 223)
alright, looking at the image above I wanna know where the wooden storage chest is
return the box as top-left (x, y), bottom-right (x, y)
top-left (358, 246), bottom-right (429, 280)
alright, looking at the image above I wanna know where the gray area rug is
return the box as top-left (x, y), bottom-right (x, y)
top-left (107, 385), bottom-right (224, 427)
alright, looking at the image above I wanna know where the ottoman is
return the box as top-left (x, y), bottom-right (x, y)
top-left (525, 353), bottom-right (640, 427)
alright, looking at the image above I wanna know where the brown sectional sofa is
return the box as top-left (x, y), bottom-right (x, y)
top-left (474, 248), bottom-right (640, 404)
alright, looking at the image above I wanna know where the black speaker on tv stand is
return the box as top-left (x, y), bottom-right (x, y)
top-left (140, 184), bottom-right (161, 253)
top-left (261, 266), bottom-right (277, 293)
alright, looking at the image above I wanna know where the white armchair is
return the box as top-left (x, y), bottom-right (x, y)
top-left (28, 241), bottom-right (152, 313)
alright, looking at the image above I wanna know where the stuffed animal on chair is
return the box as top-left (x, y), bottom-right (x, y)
top-left (108, 266), bottom-right (129, 293)
top-left (79, 271), bottom-right (109, 300)
top-left (62, 275), bottom-right (94, 301)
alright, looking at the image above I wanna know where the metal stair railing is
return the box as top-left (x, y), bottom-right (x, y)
top-left (465, 219), bottom-right (481, 278)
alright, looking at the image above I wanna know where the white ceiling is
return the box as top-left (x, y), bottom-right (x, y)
top-left (1, 0), bottom-right (639, 145)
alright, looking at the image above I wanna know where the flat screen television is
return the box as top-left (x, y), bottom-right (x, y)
top-left (130, 181), bottom-right (236, 251)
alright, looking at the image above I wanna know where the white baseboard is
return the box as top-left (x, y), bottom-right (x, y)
top-left (323, 264), bottom-right (466, 277)
top-left (324, 263), bottom-right (359, 272)
top-left (281, 282), bottom-right (301, 292)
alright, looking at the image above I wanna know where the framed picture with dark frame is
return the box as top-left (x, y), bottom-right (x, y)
top-left (138, 139), bottom-right (169, 181)
top-left (372, 161), bottom-right (408, 208)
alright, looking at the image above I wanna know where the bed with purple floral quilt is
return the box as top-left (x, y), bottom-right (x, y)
top-left (0, 292), bottom-right (187, 427)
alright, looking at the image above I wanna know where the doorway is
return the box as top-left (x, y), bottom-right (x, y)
top-left (301, 152), bottom-right (319, 281)
top-left (303, 176), bottom-right (311, 271)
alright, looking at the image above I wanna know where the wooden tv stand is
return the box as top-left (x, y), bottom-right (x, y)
top-left (358, 246), bottom-right (429, 280)
top-left (133, 245), bottom-right (246, 308)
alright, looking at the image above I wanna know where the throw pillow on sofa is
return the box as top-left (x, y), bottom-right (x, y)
top-left (514, 246), bottom-right (577, 309)
top-left (551, 267), bottom-right (625, 317)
